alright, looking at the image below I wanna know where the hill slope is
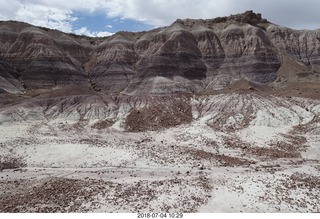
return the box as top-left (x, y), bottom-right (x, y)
top-left (0, 11), bottom-right (319, 213)
top-left (0, 10), bottom-right (319, 95)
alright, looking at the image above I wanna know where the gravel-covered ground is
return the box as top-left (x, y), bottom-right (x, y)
top-left (0, 92), bottom-right (319, 212)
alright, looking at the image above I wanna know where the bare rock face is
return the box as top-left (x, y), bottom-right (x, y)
top-left (87, 33), bottom-right (139, 93)
top-left (217, 25), bottom-right (280, 84)
top-left (0, 11), bottom-right (320, 94)
top-left (0, 21), bottom-right (92, 90)
top-left (124, 24), bottom-right (207, 94)
top-left (267, 25), bottom-right (320, 68)
top-left (265, 25), bottom-right (320, 86)
top-left (193, 27), bottom-right (226, 73)
top-left (135, 24), bottom-right (207, 80)
top-left (0, 60), bottom-right (23, 93)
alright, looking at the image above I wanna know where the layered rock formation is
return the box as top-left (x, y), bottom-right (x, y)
top-left (0, 11), bottom-right (319, 94)
top-left (0, 60), bottom-right (23, 93)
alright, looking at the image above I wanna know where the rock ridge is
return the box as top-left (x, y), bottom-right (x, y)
top-left (0, 11), bottom-right (319, 95)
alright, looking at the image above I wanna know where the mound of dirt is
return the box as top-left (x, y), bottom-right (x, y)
top-left (124, 95), bottom-right (192, 132)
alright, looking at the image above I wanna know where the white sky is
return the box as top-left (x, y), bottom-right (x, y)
top-left (0, 0), bottom-right (319, 36)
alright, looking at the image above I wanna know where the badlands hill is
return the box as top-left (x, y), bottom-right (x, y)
top-left (0, 10), bottom-right (320, 96)
top-left (0, 11), bottom-right (320, 213)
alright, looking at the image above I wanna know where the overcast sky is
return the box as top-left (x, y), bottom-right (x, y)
top-left (0, 0), bottom-right (319, 37)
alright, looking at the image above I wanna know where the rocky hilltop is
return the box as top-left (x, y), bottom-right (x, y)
top-left (0, 11), bottom-right (320, 95)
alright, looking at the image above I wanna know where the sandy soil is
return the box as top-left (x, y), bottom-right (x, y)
top-left (0, 92), bottom-right (319, 212)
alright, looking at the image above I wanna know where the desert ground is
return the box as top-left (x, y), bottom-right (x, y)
top-left (0, 91), bottom-right (319, 212)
